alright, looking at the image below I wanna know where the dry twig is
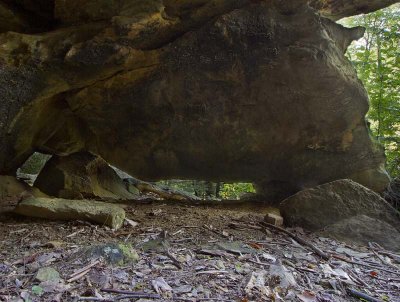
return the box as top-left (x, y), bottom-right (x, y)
top-left (259, 222), bottom-right (330, 260)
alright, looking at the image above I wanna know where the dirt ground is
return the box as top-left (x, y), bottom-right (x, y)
top-left (0, 200), bottom-right (399, 302)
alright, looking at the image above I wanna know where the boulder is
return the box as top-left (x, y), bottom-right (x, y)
top-left (321, 215), bottom-right (400, 251)
top-left (0, 175), bottom-right (47, 202)
top-left (280, 179), bottom-right (399, 232)
top-left (280, 179), bottom-right (400, 250)
top-left (14, 197), bottom-right (126, 229)
top-left (0, 0), bottom-right (396, 200)
top-left (34, 152), bottom-right (138, 200)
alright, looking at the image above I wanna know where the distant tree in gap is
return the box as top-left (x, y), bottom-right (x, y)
top-left (340, 4), bottom-right (400, 176)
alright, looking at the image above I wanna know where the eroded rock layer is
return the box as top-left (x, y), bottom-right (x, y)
top-left (1, 0), bottom-right (397, 200)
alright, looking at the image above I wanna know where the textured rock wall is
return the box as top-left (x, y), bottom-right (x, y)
top-left (0, 0), bottom-right (398, 200)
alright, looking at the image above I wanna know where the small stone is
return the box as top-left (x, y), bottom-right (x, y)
top-left (35, 267), bottom-right (61, 283)
top-left (264, 213), bottom-right (284, 226)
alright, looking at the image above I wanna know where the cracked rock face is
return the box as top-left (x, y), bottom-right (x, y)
top-left (0, 0), bottom-right (396, 200)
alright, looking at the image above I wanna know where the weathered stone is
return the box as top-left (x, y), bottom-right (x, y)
top-left (14, 197), bottom-right (126, 229)
top-left (81, 243), bottom-right (139, 265)
top-left (264, 213), bottom-right (284, 227)
top-left (0, 175), bottom-right (47, 201)
top-left (321, 215), bottom-right (400, 252)
top-left (34, 152), bottom-right (138, 200)
top-left (35, 267), bottom-right (61, 283)
top-left (0, 0), bottom-right (397, 202)
top-left (280, 179), bottom-right (400, 232)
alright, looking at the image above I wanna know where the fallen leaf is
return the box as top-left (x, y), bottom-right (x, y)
top-left (39, 281), bottom-right (69, 293)
top-left (244, 271), bottom-right (271, 296)
top-left (152, 277), bottom-right (172, 294)
top-left (173, 285), bottom-right (192, 294)
top-left (335, 247), bottom-right (370, 259)
top-left (370, 271), bottom-right (378, 277)
top-left (248, 242), bottom-right (263, 249)
top-left (297, 290), bottom-right (317, 302)
top-left (125, 218), bottom-right (139, 227)
top-left (261, 253), bottom-right (277, 262)
top-left (269, 262), bottom-right (297, 289)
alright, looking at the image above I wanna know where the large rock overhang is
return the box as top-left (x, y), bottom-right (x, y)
top-left (0, 0), bottom-right (398, 195)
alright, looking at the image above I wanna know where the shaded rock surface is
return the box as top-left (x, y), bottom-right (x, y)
top-left (321, 215), bottom-right (400, 251)
top-left (280, 179), bottom-right (400, 250)
top-left (34, 152), bottom-right (138, 200)
top-left (0, 0), bottom-right (397, 201)
top-left (310, 0), bottom-right (399, 20)
top-left (14, 197), bottom-right (126, 229)
top-left (383, 177), bottom-right (400, 211)
top-left (0, 175), bottom-right (47, 201)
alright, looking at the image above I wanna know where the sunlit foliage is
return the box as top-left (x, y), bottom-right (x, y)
top-left (340, 4), bottom-right (400, 176)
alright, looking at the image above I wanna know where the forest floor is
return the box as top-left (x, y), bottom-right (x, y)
top-left (0, 201), bottom-right (399, 302)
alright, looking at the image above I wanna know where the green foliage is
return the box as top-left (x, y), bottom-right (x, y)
top-left (220, 183), bottom-right (255, 199)
top-left (340, 4), bottom-right (400, 176)
top-left (157, 180), bottom-right (255, 200)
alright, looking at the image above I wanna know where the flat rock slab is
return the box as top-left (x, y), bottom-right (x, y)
top-left (14, 198), bottom-right (125, 229)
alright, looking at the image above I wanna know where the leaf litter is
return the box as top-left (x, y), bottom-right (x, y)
top-left (0, 202), bottom-right (399, 301)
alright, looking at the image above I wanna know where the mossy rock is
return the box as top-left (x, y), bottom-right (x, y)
top-left (83, 243), bottom-right (139, 266)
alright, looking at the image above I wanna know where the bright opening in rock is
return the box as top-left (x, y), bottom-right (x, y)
top-left (156, 181), bottom-right (256, 200)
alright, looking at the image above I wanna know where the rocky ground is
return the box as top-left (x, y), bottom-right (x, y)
top-left (0, 201), bottom-right (399, 302)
